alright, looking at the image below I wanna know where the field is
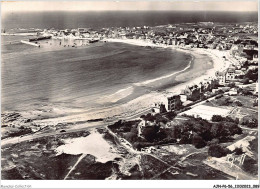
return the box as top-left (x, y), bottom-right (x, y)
top-left (180, 104), bottom-right (231, 120)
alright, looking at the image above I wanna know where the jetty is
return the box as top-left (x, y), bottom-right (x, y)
top-left (21, 40), bottom-right (40, 47)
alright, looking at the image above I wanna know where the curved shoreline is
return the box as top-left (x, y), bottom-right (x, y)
top-left (1, 38), bottom-right (229, 129)
top-left (134, 54), bottom-right (194, 86)
top-left (105, 38), bottom-right (220, 95)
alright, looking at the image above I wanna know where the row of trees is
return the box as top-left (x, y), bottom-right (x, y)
top-left (212, 115), bottom-right (239, 123)
top-left (108, 115), bottom-right (243, 151)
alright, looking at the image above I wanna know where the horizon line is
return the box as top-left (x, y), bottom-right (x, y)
top-left (3, 10), bottom-right (258, 13)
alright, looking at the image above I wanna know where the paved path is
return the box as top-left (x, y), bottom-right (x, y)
top-left (64, 154), bottom-right (87, 180)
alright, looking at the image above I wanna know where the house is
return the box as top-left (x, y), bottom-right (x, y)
top-left (141, 146), bottom-right (156, 153)
top-left (182, 85), bottom-right (201, 101)
top-left (225, 67), bottom-right (236, 82)
top-left (137, 120), bottom-right (148, 137)
top-left (235, 70), bottom-right (245, 77)
top-left (172, 39), bottom-right (178, 45)
top-left (228, 88), bottom-right (238, 96)
top-left (230, 44), bottom-right (244, 55)
top-left (248, 65), bottom-right (258, 70)
top-left (216, 67), bottom-right (235, 85)
top-left (152, 103), bottom-right (166, 114)
top-left (199, 79), bottom-right (215, 92)
top-left (252, 54), bottom-right (258, 63)
top-left (215, 71), bottom-right (226, 85)
top-left (167, 95), bottom-right (182, 111)
top-left (212, 88), bottom-right (220, 93)
top-left (180, 94), bottom-right (188, 102)
top-left (210, 78), bottom-right (219, 89)
top-left (244, 44), bottom-right (255, 50)
top-left (78, 28), bottom-right (89, 33)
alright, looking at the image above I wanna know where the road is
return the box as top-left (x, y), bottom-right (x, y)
top-left (239, 125), bottom-right (258, 132)
top-left (106, 127), bottom-right (181, 179)
top-left (1, 123), bottom-right (106, 147)
top-left (1, 107), bottom-right (151, 147)
top-left (0, 94), bottom-right (222, 147)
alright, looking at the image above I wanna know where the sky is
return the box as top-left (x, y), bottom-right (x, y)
top-left (1, 1), bottom-right (258, 13)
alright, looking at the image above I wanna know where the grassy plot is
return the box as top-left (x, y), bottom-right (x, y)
top-left (1, 131), bottom-right (90, 179)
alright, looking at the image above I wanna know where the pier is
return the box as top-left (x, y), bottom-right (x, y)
top-left (21, 40), bottom-right (40, 47)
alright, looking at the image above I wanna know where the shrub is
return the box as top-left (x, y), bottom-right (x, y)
top-left (215, 94), bottom-right (223, 99)
top-left (207, 138), bottom-right (219, 146)
top-left (140, 115), bottom-right (146, 119)
top-left (247, 118), bottom-right (258, 128)
top-left (124, 132), bottom-right (137, 143)
top-left (233, 147), bottom-right (244, 155)
top-left (242, 157), bottom-right (258, 175)
top-left (234, 101), bottom-right (243, 106)
top-left (240, 88), bottom-right (253, 96)
top-left (217, 96), bottom-right (233, 106)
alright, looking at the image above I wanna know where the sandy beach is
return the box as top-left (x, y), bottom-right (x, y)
top-left (29, 38), bottom-right (230, 128)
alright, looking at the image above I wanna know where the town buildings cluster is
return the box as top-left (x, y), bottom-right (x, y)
top-left (33, 22), bottom-right (259, 113)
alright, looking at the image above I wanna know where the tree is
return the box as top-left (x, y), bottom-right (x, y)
top-left (210, 123), bottom-right (223, 138)
top-left (46, 142), bottom-right (52, 150)
top-left (233, 147), bottom-right (244, 155)
top-left (143, 113), bottom-right (156, 122)
top-left (247, 118), bottom-right (258, 128)
top-left (172, 126), bottom-right (181, 139)
top-left (234, 101), bottom-right (243, 106)
top-left (240, 87), bottom-right (252, 96)
top-left (192, 134), bottom-right (206, 148)
top-left (179, 135), bottom-right (190, 144)
top-left (140, 115), bottom-right (146, 119)
top-left (160, 104), bottom-right (167, 113)
top-left (165, 111), bottom-right (177, 120)
top-left (200, 130), bottom-right (213, 141)
top-left (242, 78), bottom-right (250, 84)
top-left (244, 68), bottom-right (258, 82)
top-left (212, 115), bottom-right (224, 122)
top-left (142, 126), bottom-right (160, 142)
top-left (207, 138), bottom-right (219, 146)
top-left (228, 82), bottom-right (236, 88)
top-left (208, 144), bottom-right (231, 158)
top-left (130, 127), bottom-right (138, 134)
top-left (124, 132), bottom-right (137, 142)
top-left (223, 122), bottom-right (242, 135)
top-left (156, 130), bottom-right (167, 141)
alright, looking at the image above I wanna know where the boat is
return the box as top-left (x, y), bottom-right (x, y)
top-left (89, 39), bottom-right (99, 43)
top-left (29, 36), bottom-right (51, 42)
